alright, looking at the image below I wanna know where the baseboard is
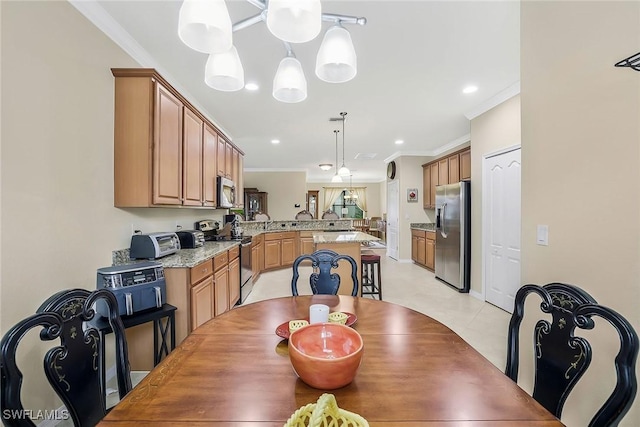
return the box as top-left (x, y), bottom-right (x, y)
top-left (469, 289), bottom-right (483, 301)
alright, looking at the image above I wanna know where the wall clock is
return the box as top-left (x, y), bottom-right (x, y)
top-left (387, 161), bottom-right (396, 179)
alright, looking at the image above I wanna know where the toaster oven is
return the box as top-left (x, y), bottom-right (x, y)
top-left (130, 232), bottom-right (180, 259)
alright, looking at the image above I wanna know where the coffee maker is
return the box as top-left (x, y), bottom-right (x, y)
top-left (224, 214), bottom-right (243, 239)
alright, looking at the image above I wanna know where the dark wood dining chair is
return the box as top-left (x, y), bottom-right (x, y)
top-left (505, 282), bottom-right (638, 427)
top-left (1, 288), bottom-right (132, 427)
top-left (291, 250), bottom-right (359, 297)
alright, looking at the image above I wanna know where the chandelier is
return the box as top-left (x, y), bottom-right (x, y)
top-left (344, 174), bottom-right (359, 202)
top-left (178, 0), bottom-right (367, 103)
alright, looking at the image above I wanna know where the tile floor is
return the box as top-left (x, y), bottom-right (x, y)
top-left (245, 247), bottom-right (512, 370)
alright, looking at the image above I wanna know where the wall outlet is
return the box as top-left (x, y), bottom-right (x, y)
top-left (175, 221), bottom-right (183, 231)
top-left (130, 224), bottom-right (143, 235)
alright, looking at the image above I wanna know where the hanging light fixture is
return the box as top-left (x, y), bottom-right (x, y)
top-left (177, 0), bottom-right (366, 102)
top-left (331, 130), bottom-right (342, 183)
top-left (272, 45), bottom-right (307, 103)
top-left (178, 0), bottom-right (232, 54)
top-left (204, 46), bottom-right (244, 91)
top-left (315, 23), bottom-right (357, 83)
top-left (338, 112), bottom-right (350, 176)
top-left (344, 174), bottom-right (359, 202)
top-left (267, 0), bottom-right (322, 43)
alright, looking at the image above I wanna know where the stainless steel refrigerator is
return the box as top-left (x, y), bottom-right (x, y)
top-left (435, 181), bottom-right (470, 292)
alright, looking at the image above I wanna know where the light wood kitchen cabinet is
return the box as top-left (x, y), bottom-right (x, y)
top-left (202, 124), bottom-right (218, 207)
top-left (264, 232), bottom-right (298, 270)
top-left (460, 149), bottom-right (471, 181)
top-left (422, 147), bottom-right (471, 209)
top-left (189, 259), bottom-right (214, 331)
top-left (412, 229), bottom-right (435, 272)
top-left (438, 158), bottom-right (449, 187)
top-left (190, 276), bottom-right (213, 330)
top-left (411, 229), bottom-right (426, 266)
top-left (183, 107), bottom-right (204, 206)
top-left (217, 135), bottom-right (226, 177)
top-left (228, 246), bottom-right (240, 307)
top-left (235, 153), bottom-right (244, 207)
top-left (112, 69), bottom-right (244, 208)
top-left (153, 84), bottom-right (184, 205)
top-left (448, 153), bottom-right (460, 184)
top-left (425, 231), bottom-right (436, 271)
top-left (299, 231), bottom-right (315, 256)
top-left (225, 141), bottom-right (233, 179)
top-left (422, 164), bottom-right (432, 209)
top-left (430, 163), bottom-right (439, 208)
top-left (213, 251), bottom-right (229, 316)
top-left (251, 234), bottom-right (264, 282)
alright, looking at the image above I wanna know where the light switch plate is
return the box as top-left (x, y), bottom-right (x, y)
top-left (536, 225), bottom-right (549, 246)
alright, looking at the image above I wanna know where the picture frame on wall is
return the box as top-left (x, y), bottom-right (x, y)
top-left (407, 188), bottom-right (418, 202)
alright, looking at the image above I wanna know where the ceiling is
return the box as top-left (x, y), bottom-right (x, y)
top-left (85, 1), bottom-right (520, 183)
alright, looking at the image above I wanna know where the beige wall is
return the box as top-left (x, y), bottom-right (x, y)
top-left (469, 95), bottom-right (521, 294)
top-left (521, 1), bottom-right (639, 426)
top-left (243, 171), bottom-right (308, 220)
top-left (0, 1), bottom-right (229, 410)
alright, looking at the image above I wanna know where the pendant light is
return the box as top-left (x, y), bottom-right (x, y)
top-left (204, 46), bottom-right (244, 91)
top-left (331, 130), bottom-right (342, 183)
top-left (338, 112), bottom-right (350, 176)
top-left (315, 23), bottom-right (357, 83)
top-left (273, 48), bottom-right (307, 103)
top-left (267, 0), bottom-right (322, 43)
top-left (178, 0), bottom-right (232, 54)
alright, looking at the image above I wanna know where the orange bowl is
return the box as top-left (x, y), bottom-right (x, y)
top-left (288, 323), bottom-right (364, 390)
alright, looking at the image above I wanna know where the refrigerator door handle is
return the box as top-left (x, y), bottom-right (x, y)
top-left (440, 203), bottom-right (448, 238)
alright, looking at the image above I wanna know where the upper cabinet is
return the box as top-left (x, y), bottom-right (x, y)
top-left (112, 68), bottom-right (243, 208)
top-left (422, 147), bottom-right (470, 209)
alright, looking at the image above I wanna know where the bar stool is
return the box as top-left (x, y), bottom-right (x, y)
top-left (361, 253), bottom-right (382, 300)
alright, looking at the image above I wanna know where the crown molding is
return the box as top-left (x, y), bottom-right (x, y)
top-left (383, 133), bottom-right (470, 164)
top-left (464, 81), bottom-right (520, 120)
top-left (68, 0), bottom-right (233, 140)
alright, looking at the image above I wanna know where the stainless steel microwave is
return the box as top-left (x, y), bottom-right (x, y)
top-left (217, 176), bottom-right (235, 208)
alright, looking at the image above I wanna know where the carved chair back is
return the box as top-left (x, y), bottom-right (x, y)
top-left (505, 283), bottom-right (638, 426)
top-left (1, 289), bottom-right (131, 427)
top-left (291, 250), bottom-right (359, 297)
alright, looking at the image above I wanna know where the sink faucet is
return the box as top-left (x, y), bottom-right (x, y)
top-left (264, 221), bottom-right (273, 231)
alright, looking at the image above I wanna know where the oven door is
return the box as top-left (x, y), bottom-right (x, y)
top-left (239, 239), bottom-right (253, 303)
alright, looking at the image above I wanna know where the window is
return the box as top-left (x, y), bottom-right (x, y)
top-left (331, 191), bottom-right (363, 219)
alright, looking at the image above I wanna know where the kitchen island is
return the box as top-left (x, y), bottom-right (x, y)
top-left (311, 231), bottom-right (380, 296)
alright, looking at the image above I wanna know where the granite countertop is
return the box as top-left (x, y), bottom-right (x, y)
top-left (313, 231), bottom-right (380, 244)
top-left (112, 241), bottom-right (239, 268)
top-left (410, 223), bottom-right (436, 231)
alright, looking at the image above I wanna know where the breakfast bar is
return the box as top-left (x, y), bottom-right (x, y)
top-left (312, 231), bottom-right (380, 295)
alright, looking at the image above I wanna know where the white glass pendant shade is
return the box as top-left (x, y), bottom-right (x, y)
top-left (267, 0), bottom-right (321, 43)
top-left (316, 25), bottom-right (357, 83)
top-left (338, 165), bottom-right (351, 176)
top-left (178, 0), bottom-right (232, 54)
top-left (272, 57), bottom-right (307, 103)
top-left (331, 174), bottom-right (343, 183)
top-left (204, 46), bottom-right (244, 91)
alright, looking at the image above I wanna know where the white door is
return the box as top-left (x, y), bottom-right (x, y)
top-left (386, 180), bottom-right (399, 260)
top-left (483, 147), bottom-right (521, 313)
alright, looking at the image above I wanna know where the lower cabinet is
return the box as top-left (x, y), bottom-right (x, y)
top-left (213, 251), bottom-right (229, 316)
top-left (299, 231), bottom-right (315, 256)
top-left (190, 276), bottom-right (213, 330)
top-left (264, 232), bottom-right (298, 270)
top-left (411, 229), bottom-right (436, 272)
top-left (189, 259), bottom-right (214, 331)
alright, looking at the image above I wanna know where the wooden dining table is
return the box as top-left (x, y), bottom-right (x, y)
top-left (99, 295), bottom-right (564, 426)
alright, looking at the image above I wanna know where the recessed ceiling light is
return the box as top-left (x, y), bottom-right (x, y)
top-left (271, 139), bottom-right (280, 144)
top-left (395, 139), bottom-right (404, 145)
top-left (319, 163), bottom-right (333, 171)
top-left (463, 85), bottom-right (478, 94)
top-left (245, 82), bottom-right (259, 91)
